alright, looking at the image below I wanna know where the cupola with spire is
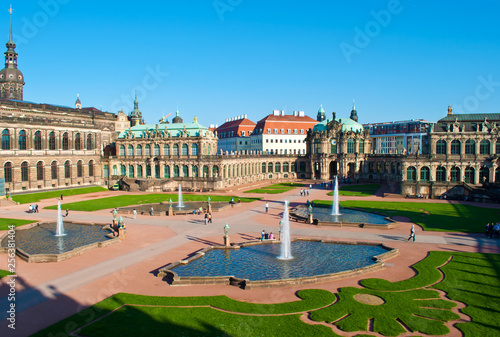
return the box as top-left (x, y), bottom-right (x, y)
top-left (350, 99), bottom-right (358, 122)
top-left (317, 105), bottom-right (326, 122)
top-left (129, 93), bottom-right (143, 126)
top-left (75, 94), bottom-right (82, 109)
top-left (0, 6), bottom-right (24, 100)
top-left (172, 108), bottom-right (183, 124)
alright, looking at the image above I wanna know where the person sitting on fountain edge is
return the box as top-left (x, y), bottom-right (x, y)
top-left (261, 230), bottom-right (266, 240)
top-left (269, 232), bottom-right (275, 240)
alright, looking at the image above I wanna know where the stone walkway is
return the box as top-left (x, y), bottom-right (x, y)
top-left (0, 183), bottom-right (499, 337)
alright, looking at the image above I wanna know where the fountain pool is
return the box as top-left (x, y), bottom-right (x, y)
top-left (0, 222), bottom-right (119, 262)
top-left (160, 239), bottom-right (397, 289)
top-left (292, 205), bottom-right (394, 227)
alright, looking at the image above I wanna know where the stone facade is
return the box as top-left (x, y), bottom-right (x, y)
top-left (399, 112), bottom-right (500, 198)
top-left (0, 100), bottom-right (119, 193)
top-left (305, 114), bottom-right (371, 180)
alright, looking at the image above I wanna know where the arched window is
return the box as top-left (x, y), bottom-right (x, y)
top-left (136, 145), bottom-right (142, 156)
top-left (21, 161), bottom-right (29, 181)
top-left (192, 165), bottom-right (198, 177)
top-left (137, 165), bottom-right (143, 178)
top-left (213, 166), bottom-right (219, 177)
top-left (480, 167), bottom-right (490, 183)
top-left (103, 165), bottom-right (109, 178)
top-left (283, 162), bottom-right (289, 173)
top-left (64, 161), bottom-right (71, 178)
top-left (163, 144), bottom-right (170, 156)
top-left (450, 166), bottom-right (460, 182)
top-left (36, 161), bottom-right (44, 180)
top-left (154, 144), bottom-right (160, 156)
top-left (4, 162), bottom-right (12, 182)
top-left (191, 144), bottom-right (198, 156)
top-left (275, 162), bottom-right (281, 173)
top-left (119, 145), bottom-right (125, 156)
top-left (182, 144), bottom-right (188, 156)
top-left (465, 140), bottom-right (475, 155)
top-left (145, 144), bottom-right (151, 156)
top-left (146, 164), bottom-right (151, 177)
top-left (89, 160), bottom-right (94, 177)
top-left (358, 139), bottom-right (364, 153)
top-left (480, 140), bottom-right (490, 155)
top-left (451, 140), bottom-right (460, 155)
top-left (182, 165), bottom-right (189, 177)
top-left (464, 166), bottom-right (475, 184)
top-left (155, 164), bottom-right (160, 178)
top-left (75, 133), bottom-right (81, 150)
top-left (164, 165), bottom-right (170, 178)
top-left (51, 161), bottom-right (58, 179)
top-left (112, 165), bottom-right (117, 175)
top-left (62, 132), bottom-right (69, 150)
top-left (347, 138), bottom-right (355, 153)
top-left (128, 145), bottom-right (133, 156)
top-left (262, 163), bottom-right (266, 173)
top-left (420, 166), bottom-right (430, 181)
top-left (18, 130), bottom-right (26, 150)
top-left (77, 160), bottom-right (83, 177)
top-left (121, 165), bottom-right (126, 176)
top-left (49, 132), bottom-right (56, 150)
top-left (34, 131), bottom-right (42, 150)
top-left (1, 129), bottom-right (10, 150)
top-left (436, 166), bottom-right (446, 182)
top-left (436, 140), bottom-right (446, 155)
top-left (406, 166), bottom-right (416, 181)
top-left (86, 134), bottom-right (93, 150)
top-left (173, 165), bottom-right (179, 177)
top-left (173, 144), bottom-right (179, 156)
top-left (128, 165), bottom-right (134, 178)
top-left (203, 166), bottom-right (209, 177)
top-left (268, 163), bottom-right (273, 173)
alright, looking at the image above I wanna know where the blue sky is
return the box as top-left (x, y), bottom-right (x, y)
top-left (7, 0), bottom-right (500, 126)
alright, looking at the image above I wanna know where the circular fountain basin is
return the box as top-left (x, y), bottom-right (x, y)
top-left (160, 239), bottom-right (397, 289)
top-left (292, 206), bottom-right (395, 228)
top-left (0, 222), bottom-right (119, 263)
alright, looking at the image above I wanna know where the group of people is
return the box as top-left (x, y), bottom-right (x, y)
top-left (300, 189), bottom-right (310, 196)
top-left (28, 204), bottom-right (39, 213)
top-left (204, 212), bottom-right (213, 225)
top-left (261, 230), bottom-right (275, 240)
top-left (486, 223), bottom-right (500, 239)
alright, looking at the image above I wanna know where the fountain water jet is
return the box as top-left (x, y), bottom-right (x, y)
top-left (278, 200), bottom-right (293, 260)
top-left (331, 176), bottom-right (341, 216)
top-left (55, 201), bottom-right (66, 237)
top-left (177, 184), bottom-right (184, 208)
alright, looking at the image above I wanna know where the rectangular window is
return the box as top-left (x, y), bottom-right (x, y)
top-left (267, 128), bottom-right (271, 134)
top-left (300, 129), bottom-right (304, 134)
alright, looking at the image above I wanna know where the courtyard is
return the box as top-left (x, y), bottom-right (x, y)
top-left (0, 182), bottom-right (499, 337)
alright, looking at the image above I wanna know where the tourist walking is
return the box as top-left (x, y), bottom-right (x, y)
top-left (204, 213), bottom-right (209, 225)
top-left (208, 213), bottom-right (212, 223)
top-left (61, 193), bottom-right (63, 200)
top-left (408, 224), bottom-right (415, 242)
top-left (265, 203), bottom-right (269, 213)
top-left (150, 206), bottom-right (154, 216)
top-left (65, 209), bottom-right (69, 217)
top-left (133, 209), bottom-right (137, 219)
top-left (35, 204), bottom-right (39, 213)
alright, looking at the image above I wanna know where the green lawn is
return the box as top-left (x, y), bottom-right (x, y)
top-left (45, 194), bottom-right (261, 212)
top-left (12, 186), bottom-right (108, 204)
top-left (0, 218), bottom-right (37, 231)
top-left (0, 269), bottom-right (14, 278)
top-left (245, 182), bottom-right (304, 194)
top-left (312, 200), bottom-right (500, 233)
top-left (32, 252), bottom-right (500, 337)
top-left (327, 183), bottom-right (381, 197)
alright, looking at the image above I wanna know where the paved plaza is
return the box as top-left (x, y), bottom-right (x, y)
top-left (0, 183), bottom-right (499, 337)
